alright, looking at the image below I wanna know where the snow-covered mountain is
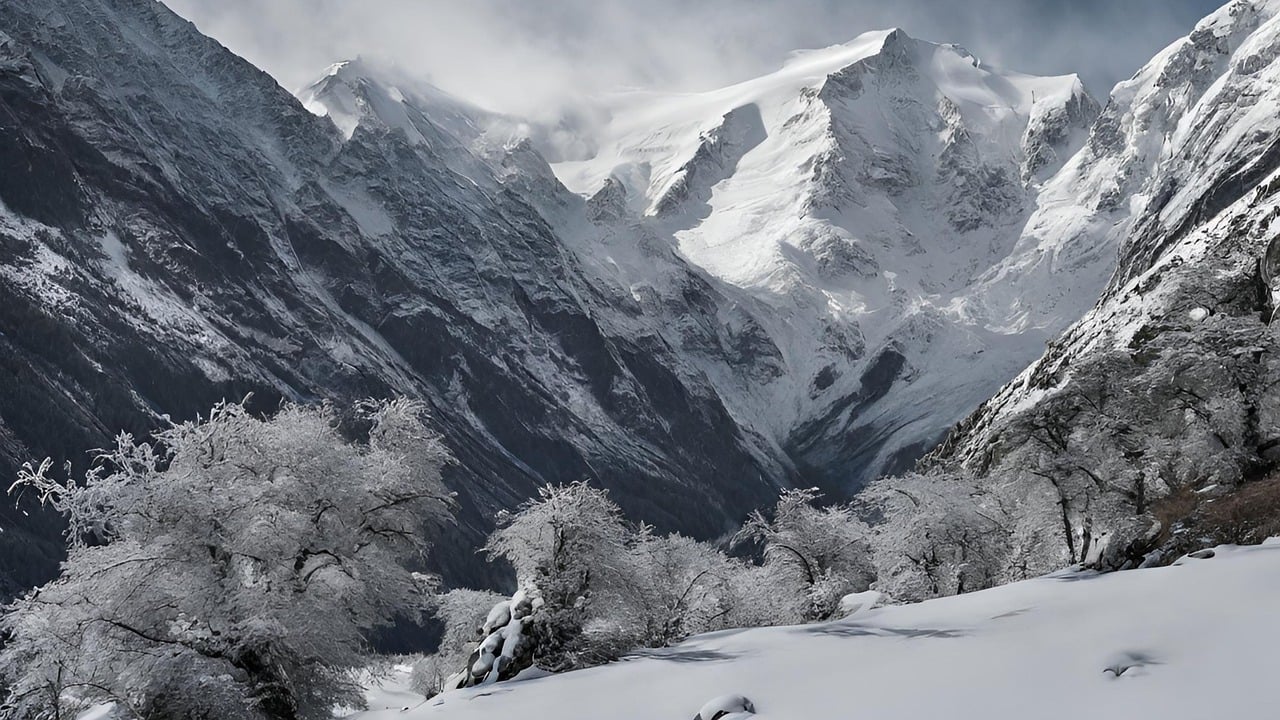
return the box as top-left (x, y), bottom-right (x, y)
top-left (911, 0), bottom-right (1280, 583)
top-left (299, 29), bottom-right (1106, 493)
top-left (0, 0), bottom-right (788, 592)
top-left (541, 29), bottom-right (1105, 489)
top-left (9, 0), bottom-right (1274, 607)
top-left (0, 0), bottom-right (1126, 596)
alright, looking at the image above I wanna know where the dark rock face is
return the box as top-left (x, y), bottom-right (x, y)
top-left (650, 103), bottom-right (768, 220)
top-left (786, 346), bottom-right (908, 496)
top-left (0, 0), bottom-right (785, 593)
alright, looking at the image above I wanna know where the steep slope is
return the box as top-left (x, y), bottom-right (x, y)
top-left (907, 0), bottom-right (1280, 585)
top-left (548, 30), bottom-right (1102, 490)
top-left (356, 541), bottom-right (1280, 720)
top-left (298, 58), bottom-right (805, 477)
top-left (0, 0), bottom-right (786, 592)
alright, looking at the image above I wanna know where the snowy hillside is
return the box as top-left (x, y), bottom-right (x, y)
top-left (355, 541), bottom-right (1280, 720)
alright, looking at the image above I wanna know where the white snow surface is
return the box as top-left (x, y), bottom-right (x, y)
top-left (352, 542), bottom-right (1280, 719)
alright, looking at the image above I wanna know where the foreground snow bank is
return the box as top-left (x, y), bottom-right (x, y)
top-left (354, 542), bottom-right (1280, 719)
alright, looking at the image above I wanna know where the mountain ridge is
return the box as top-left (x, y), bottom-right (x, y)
top-left (442, 27), bottom-right (1107, 491)
top-left (0, 0), bottom-right (787, 593)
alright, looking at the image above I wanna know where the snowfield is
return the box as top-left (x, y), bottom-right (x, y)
top-left (355, 541), bottom-right (1280, 719)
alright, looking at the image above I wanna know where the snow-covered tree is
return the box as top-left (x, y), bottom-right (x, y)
top-left (861, 472), bottom-right (1010, 602)
top-left (733, 488), bottom-right (875, 621)
top-left (1, 399), bottom-right (453, 720)
top-left (434, 484), bottom-right (886, 693)
top-left (442, 482), bottom-right (763, 688)
top-left (621, 530), bottom-right (740, 647)
top-left (911, 302), bottom-right (1280, 590)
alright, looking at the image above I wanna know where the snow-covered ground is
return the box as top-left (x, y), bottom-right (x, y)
top-left (353, 541), bottom-right (1280, 719)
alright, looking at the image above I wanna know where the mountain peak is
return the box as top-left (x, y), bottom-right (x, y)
top-left (318, 57), bottom-right (363, 80)
top-left (868, 26), bottom-right (920, 68)
top-left (880, 26), bottom-right (912, 46)
top-left (835, 27), bottom-right (913, 50)
top-left (298, 57), bottom-right (497, 147)
top-left (837, 27), bottom-right (968, 66)
top-left (297, 58), bottom-right (370, 138)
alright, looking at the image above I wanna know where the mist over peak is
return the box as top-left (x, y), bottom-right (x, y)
top-left (164, 0), bottom-right (1224, 123)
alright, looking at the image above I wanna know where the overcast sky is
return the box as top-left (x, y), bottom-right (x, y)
top-left (164, 0), bottom-right (1227, 120)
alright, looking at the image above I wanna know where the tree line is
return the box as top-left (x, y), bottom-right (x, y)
top-left (0, 398), bottom-right (1050, 719)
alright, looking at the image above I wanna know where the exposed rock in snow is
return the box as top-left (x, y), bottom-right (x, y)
top-left (694, 694), bottom-right (756, 720)
top-left (1021, 76), bottom-right (1099, 182)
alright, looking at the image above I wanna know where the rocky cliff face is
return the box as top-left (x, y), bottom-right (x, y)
top-left (0, 0), bottom-right (787, 592)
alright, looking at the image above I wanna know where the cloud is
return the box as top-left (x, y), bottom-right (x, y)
top-left (164, 0), bottom-right (1226, 120)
